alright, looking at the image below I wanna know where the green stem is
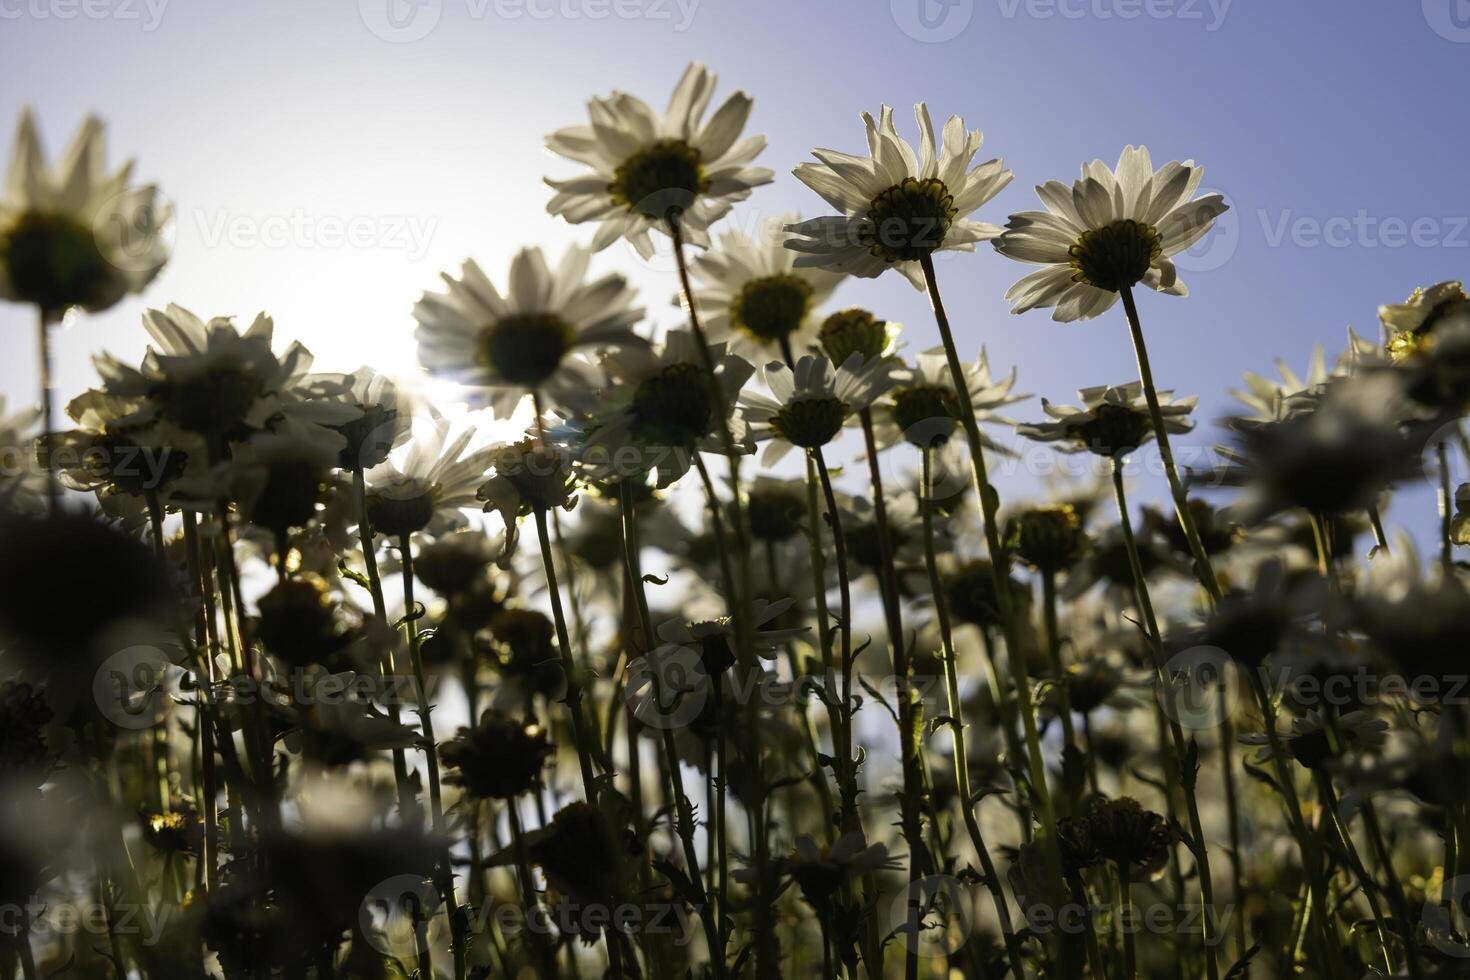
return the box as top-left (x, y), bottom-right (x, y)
top-left (532, 508), bottom-right (599, 796)
top-left (920, 446), bottom-right (1029, 980)
top-left (399, 534), bottom-right (465, 980)
top-left (1118, 286), bottom-right (1221, 603)
top-left (1109, 458), bottom-right (1220, 980)
top-left (36, 308), bottom-right (59, 514)
top-left (919, 254), bottom-right (1056, 838)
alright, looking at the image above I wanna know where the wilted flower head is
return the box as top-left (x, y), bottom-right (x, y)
top-left (441, 711), bottom-right (553, 800)
top-left (414, 244), bottom-right (645, 417)
top-left (527, 801), bottom-right (641, 914)
top-left (412, 529), bottom-right (502, 596)
top-left (545, 62), bottom-right (773, 254)
top-left (786, 104), bottom-right (1012, 288)
top-left (1086, 796), bottom-right (1172, 876)
top-left (995, 146), bottom-right (1227, 321)
top-left (0, 108), bottom-right (170, 318)
top-left (255, 575), bottom-right (353, 669)
top-left (1018, 382), bottom-right (1195, 458)
top-left (740, 353), bottom-right (897, 464)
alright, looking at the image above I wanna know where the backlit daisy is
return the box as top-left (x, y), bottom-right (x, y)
top-left (0, 108), bottom-right (170, 319)
top-left (871, 345), bottom-right (1026, 451)
top-left (739, 353), bottom-right (897, 465)
top-left (544, 62), bottom-right (773, 256)
top-left (994, 146), bottom-right (1227, 321)
top-left (785, 104), bottom-right (1012, 289)
top-left (689, 213), bottom-right (844, 361)
top-left (414, 244), bottom-right (646, 417)
top-left (363, 406), bottom-right (498, 538)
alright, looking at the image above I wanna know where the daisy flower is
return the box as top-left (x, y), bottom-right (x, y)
top-left (96, 304), bottom-right (358, 446)
top-left (1016, 382), bottom-right (1196, 459)
top-left (872, 345), bottom-right (1026, 452)
top-left (994, 146), bottom-right (1228, 322)
top-left (655, 596), bottom-right (808, 665)
top-left (689, 213), bottom-right (844, 361)
top-left (1241, 709), bottom-right (1388, 771)
top-left (576, 329), bottom-right (753, 488)
top-left (739, 353), bottom-right (898, 465)
top-left (816, 306), bottom-right (903, 366)
top-left (363, 406), bottom-right (499, 539)
top-left (544, 62), bottom-right (773, 256)
top-left (1228, 344), bottom-right (1357, 423)
top-left (326, 366), bottom-right (415, 473)
top-left (0, 108), bottom-right (171, 319)
top-left (414, 244), bottom-right (646, 417)
top-left (477, 431), bottom-right (578, 560)
top-left (785, 104), bottom-right (1012, 289)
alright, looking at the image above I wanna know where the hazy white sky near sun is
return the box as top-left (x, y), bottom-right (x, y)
top-left (1, 0), bottom-right (1467, 541)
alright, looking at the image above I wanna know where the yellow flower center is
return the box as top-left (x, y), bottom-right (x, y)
top-left (889, 384), bottom-right (960, 447)
top-left (819, 307), bottom-right (890, 364)
top-left (771, 396), bottom-right (850, 449)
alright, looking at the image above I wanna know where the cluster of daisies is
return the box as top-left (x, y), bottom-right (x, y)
top-left (0, 63), bottom-right (1467, 980)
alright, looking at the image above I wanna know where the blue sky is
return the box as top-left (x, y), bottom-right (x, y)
top-left (2, 0), bottom-right (1465, 537)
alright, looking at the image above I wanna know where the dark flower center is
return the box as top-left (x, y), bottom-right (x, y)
top-left (150, 368), bottom-right (264, 438)
top-left (771, 397), bottom-right (849, 449)
top-left (861, 177), bottom-right (958, 262)
top-left (610, 139), bottom-right (708, 219)
top-left (746, 488), bottom-right (806, 542)
top-left (729, 274), bottom-right (813, 342)
top-left (365, 487), bottom-right (437, 538)
top-left (478, 313), bottom-right (574, 386)
top-left (1073, 402), bottom-right (1152, 457)
top-left (1068, 219), bottom-right (1162, 292)
top-left (819, 308), bottom-right (889, 364)
top-left (890, 384), bottom-right (960, 447)
top-left (0, 210), bottom-right (112, 314)
top-left (334, 404), bottom-right (398, 471)
top-left (632, 363), bottom-right (713, 445)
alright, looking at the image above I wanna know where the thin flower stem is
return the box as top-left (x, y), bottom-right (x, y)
top-left (1367, 503), bottom-right (1390, 555)
top-left (1438, 441), bottom-right (1456, 568)
top-left (1360, 796), bottom-right (1425, 979)
top-left (1118, 286), bottom-right (1222, 604)
top-left (1040, 569), bottom-right (1081, 786)
top-left (919, 254), bottom-right (1057, 837)
top-left (507, 799), bottom-right (562, 978)
top-left (352, 466), bottom-right (413, 814)
top-left (398, 534), bottom-right (466, 980)
top-left (667, 213), bottom-right (775, 975)
top-left (618, 489), bottom-right (723, 977)
top-left (859, 408), bottom-right (926, 980)
top-left (532, 508), bottom-right (599, 796)
top-left (1314, 772), bottom-right (1394, 975)
top-left (1120, 864), bottom-right (1137, 980)
top-left (36, 308), bottom-right (59, 514)
top-left (812, 447), bottom-right (859, 834)
top-left (15, 913), bottom-right (38, 980)
top-left (920, 446), bottom-right (1029, 980)
top-left (1109, 458), bottom-right (1221, 980)
top-left (1309, 512), bottom-right (1343, 591)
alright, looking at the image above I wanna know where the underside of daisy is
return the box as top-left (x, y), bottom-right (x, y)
top-left (995, 146), bottom-right (1228, 322)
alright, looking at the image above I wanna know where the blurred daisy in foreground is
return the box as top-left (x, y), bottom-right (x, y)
top-left (0, 108), bottom-right (170, 320)
top-left (994, 146), bottom-right (1227, 322)
top-left (785, 104), bottom-right (1012, 289)
top-left (414, 244), bottom-right (645, 418)
top-left (739, 353), bottom-right (897, 465)
top-left (545, 62), bottom-right (773, 255)
top-left (691, 213), bottom-right (844, 362)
